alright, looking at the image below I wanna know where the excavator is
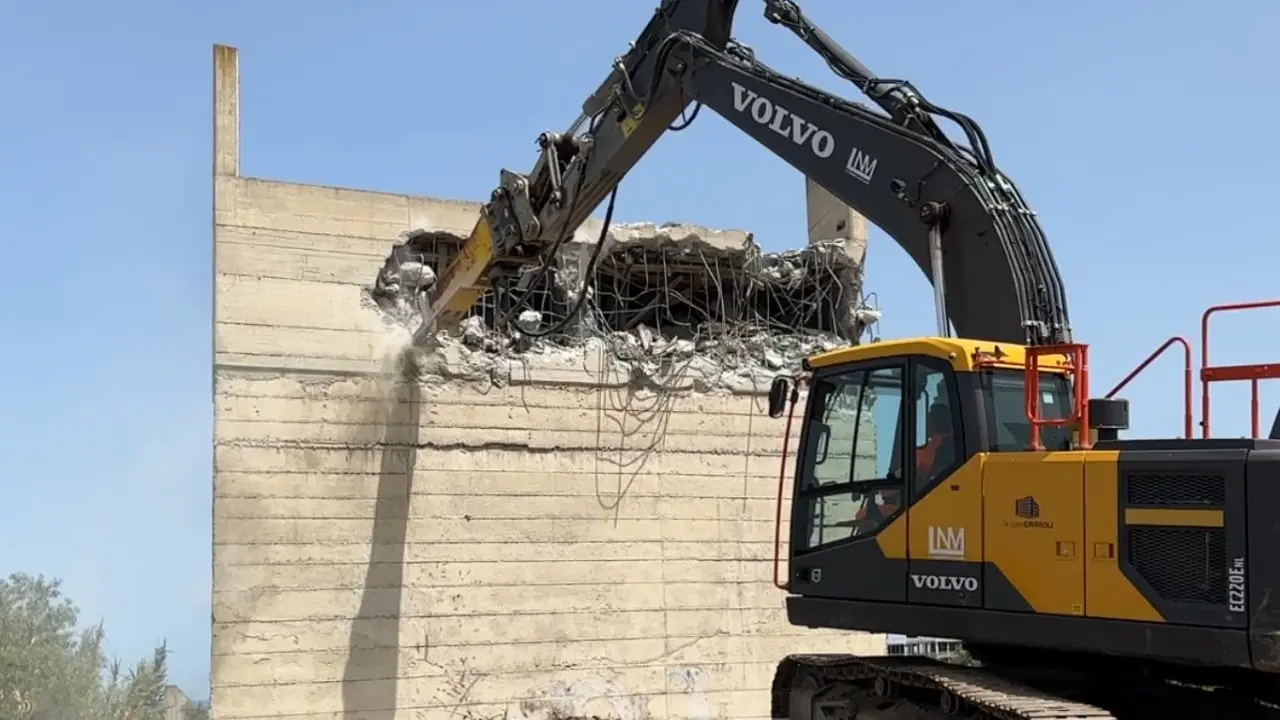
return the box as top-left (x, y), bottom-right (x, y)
top-left (374, 0), bottom-right (1280, 717)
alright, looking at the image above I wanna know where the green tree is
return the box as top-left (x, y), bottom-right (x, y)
top-left (0, 573), bottom-right (181, 720)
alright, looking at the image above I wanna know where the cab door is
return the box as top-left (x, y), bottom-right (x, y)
top-left (787, 360), bottom-right (910, 603)
top-left (905, 356), bottom-right (984, 608)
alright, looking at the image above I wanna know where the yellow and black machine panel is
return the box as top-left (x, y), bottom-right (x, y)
top-left (1110, 441), bottom-right (1248, 629)
top-left (773, 336), bottom-right (1280, 673)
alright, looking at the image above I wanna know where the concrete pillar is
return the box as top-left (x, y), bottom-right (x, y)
top-left (805, 178), bottom-right (867, 266)
top-left (213, 45), bottom-right (239, 177)
top-left (805, 178), bottom-right (869, 341)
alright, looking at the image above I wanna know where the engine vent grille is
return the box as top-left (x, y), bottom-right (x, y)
top-left (1126, 474), bottom-right (1225, 507)
top-left (1128, 527), bottom-right (1227, 604)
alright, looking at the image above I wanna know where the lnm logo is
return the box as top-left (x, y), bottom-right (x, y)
top-left (845, 147), bottom-right (878, 184)
top-left (927, 526), bottom-right (965, 559)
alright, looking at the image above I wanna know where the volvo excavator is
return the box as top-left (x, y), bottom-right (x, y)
top-left (375, 0), bottom-right (1280, 717)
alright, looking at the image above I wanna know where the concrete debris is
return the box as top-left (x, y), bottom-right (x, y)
top-left (856, 306), bottom-right (883, 326)
top-left (368, 230), bottom-right (445, 329)
top-left (367, 223), bottom-right (878, 385)
top-left (459, 316), bottom-right (490, 349)
top-left (516, 309), bottom-right (544, 333)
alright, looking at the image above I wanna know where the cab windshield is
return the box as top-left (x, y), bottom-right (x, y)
top-left (983, 368), bottom-right (1074, 451)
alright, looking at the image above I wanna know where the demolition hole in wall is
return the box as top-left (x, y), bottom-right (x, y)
top-left (371, 228), bottom-right (866, 345)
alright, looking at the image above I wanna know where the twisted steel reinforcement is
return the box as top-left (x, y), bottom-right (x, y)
top-left (369, 228), bottom-right (875, 354)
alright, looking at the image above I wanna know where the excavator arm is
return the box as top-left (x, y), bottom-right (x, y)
top-left (414, 0), bottom-right (1072, 347)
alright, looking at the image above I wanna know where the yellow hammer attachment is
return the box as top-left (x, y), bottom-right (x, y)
top-left (412, 216), bottom-right (499, 344)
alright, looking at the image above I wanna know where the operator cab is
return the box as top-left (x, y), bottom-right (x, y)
top-left (765, 336), bottom-right (1122, 617)
top-left (767, 336), bottom-right (1080, 464)
top-left (766, 338), bottom-right (1080, 548)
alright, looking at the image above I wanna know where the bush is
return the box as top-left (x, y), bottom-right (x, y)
top-left (0, 573), bottom-right (197, 720)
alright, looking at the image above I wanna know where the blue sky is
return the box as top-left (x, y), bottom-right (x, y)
top-left (2, 0), bottom-right (1278, 702)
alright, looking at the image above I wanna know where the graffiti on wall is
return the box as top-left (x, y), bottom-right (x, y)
top-left (504, 667), bottom-right (713, 720)
top-left (666, 666), bottom-right (710, 720)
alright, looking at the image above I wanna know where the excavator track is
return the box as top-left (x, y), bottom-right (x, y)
top-left (776, 655), bottom-right (1116, 720)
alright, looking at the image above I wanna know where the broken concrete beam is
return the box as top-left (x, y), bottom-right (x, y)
top-left (568, 220), bottom-right (756, 256)
top-left (554, 222), bottom-right (756, 311)
top-left (805, 178), bottom-right (870, 342)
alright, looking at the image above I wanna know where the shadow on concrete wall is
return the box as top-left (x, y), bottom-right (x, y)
top-left (342, 378), bottom-right (420, 718)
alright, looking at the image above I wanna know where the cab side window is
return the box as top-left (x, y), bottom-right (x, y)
top-left (914, 361), bottom-right (959, 491)
top-left (797, 365), bottom-right (905, 550)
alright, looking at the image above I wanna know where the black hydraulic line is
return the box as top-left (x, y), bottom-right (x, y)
top-left (756, 0), bottom-right (1069, 343)
top-left (670, 31), bottom-right (1062, 344)
top-left (761, 0), bottom-right (1001, 176)
top-left (497, 0), bottom-right (739, 243)
top-left (511, 186), bottom-right (620, 339)
top-left (761, 0), bottom-right (960, 156)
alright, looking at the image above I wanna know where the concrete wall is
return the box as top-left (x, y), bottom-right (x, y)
top-left (211, 45), bottom-right (885, 720)
top-left (164, 685), bottom-right (196, 720)
top-left (805, 177), bottom-right (867, 265)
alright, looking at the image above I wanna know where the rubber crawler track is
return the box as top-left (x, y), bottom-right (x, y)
top-left (777, 654), bottom-right (1116, 719)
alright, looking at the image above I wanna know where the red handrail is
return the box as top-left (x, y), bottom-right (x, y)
top-left (1201, 300), bottom-right (1280, 438)
top-left (1024, 343), bottom-right (1090, 451)
top-left (773, 382), bottom-right (801, 591)
top-left (1105, 336), bottom-right (1193, 439)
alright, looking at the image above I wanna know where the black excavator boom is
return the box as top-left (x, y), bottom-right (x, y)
top-left (386, 0), bottom-right (1072, 347)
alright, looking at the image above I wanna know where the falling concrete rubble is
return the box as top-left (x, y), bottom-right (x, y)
top-left (367, 222), bottom-right (880, 383)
